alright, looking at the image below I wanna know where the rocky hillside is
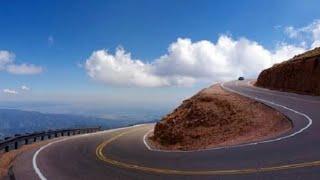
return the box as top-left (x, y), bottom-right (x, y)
top-left (150, 85), bottom-right (291, 150)
top-left (256, 47), bottom-right (320, 95)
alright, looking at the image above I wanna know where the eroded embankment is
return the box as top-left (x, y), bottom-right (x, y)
top-left (256, 47), bottom-right (320, 95)
top-left (148, 85), bottom-right (292, 151)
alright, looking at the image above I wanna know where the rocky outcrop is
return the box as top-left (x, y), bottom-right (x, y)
top-left (150, 85), bottom-right (291, 151)
top-left (256, 47), bottom-right (320, 95)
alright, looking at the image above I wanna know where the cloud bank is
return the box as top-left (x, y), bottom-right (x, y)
top-left (85, 37), bottom-right (304, 87)
top-left (0, 50), bottom-right (43, 75)
top-left (6, 64), bottom-right (43, 75)
top-left (3, 89), bottom-right (18, 95)
top-left (85, 20), bottom-right (320, 87)
top-left (285, 19), bottom-right (320, 49)
top-left (2, 85), bottom-right (31, 96)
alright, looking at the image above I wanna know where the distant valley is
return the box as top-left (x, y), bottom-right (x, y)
top-left (0, 109), bottom-right (158, 139)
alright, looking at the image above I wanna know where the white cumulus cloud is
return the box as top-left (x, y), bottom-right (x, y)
top-left (21, 85), bottom-right (30, 91)
top-left (285, 19), bottom-right (320, 49)
top-left (85, 48), bottom-right (169, 87)
top-left (3, 89), bottom-right (18, 95)
top-left (85, 36), bottom-right (305, 87)
top-left (0, 50), bottom-right (43, 75)
top-left (271, 43), bottom-right (306, 64)
top-left (6, 64), bottom-right (43, 75)
top-left (0, 51), bottom-right (14, 70)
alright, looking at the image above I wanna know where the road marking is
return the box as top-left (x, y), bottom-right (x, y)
top-left (142, 129), bottom-right (154, 150)
top-left (32, 80), bottom-right (316, 177)
top-left (221, 82), bottom-right (312, 142)
top-left (32, 125), bottom-right (144, 180)
top-left (143, 81), bottom-right (313, 152)
top-left (244, 80), bottom-right (320, 104)
top-left (33, 143), bottom-right (49, 180)
top-left (97, 129), bottom-right (320, 175)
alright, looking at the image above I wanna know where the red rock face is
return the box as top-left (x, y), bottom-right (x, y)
top-left (256, 48), bottom-right (320, 96)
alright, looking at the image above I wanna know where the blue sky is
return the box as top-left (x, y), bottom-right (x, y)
top-left (0, 0), bottom-right (320, 119)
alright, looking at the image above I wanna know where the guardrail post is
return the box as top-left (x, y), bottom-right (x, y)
top-left (5, 145), bottom-right (9, 152)
top-left (0, 127), bottom-right (99, 153)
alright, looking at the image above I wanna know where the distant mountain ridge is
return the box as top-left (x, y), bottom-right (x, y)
top-left (0, 109), bottom-right (157, 138)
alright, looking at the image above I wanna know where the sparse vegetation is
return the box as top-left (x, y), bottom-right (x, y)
top-left (150, 85), bottom-right (292, 151)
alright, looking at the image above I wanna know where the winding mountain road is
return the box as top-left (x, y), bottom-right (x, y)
top-left (12, 80), bottom-right (320, 180)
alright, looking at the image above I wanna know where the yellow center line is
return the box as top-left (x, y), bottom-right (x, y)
top-left (96, 128), bottom-right (320, 175)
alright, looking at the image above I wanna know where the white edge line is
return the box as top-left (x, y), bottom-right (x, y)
top-left (143, 129), bottom-right (154, 150)
top-left (246, 80), bottom-right (320, 104)
top-left (142, 81), bottom-right (312, 153)
top-left (33, 124), bottom-right (144, 180)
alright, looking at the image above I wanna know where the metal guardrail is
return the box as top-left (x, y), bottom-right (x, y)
top-left (0, 127), bottom-right (101, 153)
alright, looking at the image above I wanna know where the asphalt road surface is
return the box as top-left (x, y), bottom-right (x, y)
top-left (12, 80), bottom-right (320, 180)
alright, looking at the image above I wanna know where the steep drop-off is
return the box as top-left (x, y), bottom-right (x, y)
top-left (256, 47), bottom-right (320, 95)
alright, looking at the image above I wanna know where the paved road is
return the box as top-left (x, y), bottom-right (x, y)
top-left (13, 80), bottom-right (320, 180)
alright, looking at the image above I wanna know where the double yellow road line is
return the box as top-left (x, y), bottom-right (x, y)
top-left (96, 129), bottom-right (320, 175)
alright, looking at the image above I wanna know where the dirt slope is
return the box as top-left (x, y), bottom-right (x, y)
top-left (150, 85), bottom-right (292, 151)
top-left (256, 47), bottom-right (320, 95)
